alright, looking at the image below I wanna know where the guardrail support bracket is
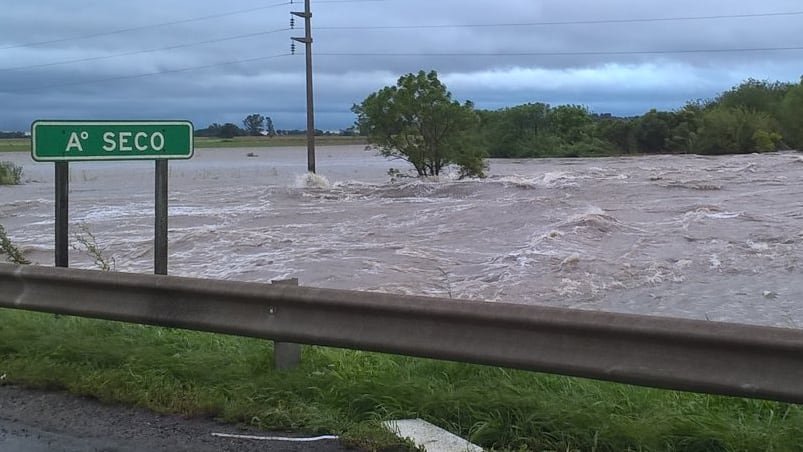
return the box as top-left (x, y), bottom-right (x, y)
top-left (271, 278), bottom-right (301, 370)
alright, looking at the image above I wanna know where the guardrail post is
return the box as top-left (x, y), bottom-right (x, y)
top-left (271, 278), bottom-right (301, 370)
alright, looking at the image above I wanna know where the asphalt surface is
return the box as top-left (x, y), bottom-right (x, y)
top-left (0, 385), bottom-right (354, 452)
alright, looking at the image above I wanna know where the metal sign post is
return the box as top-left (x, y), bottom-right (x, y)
top-left (31, 120), bottom-right (193, 274)
top-left (154, 160), bottom-right (169, 275)
top-left (55, 162), bottom-right (69, 268)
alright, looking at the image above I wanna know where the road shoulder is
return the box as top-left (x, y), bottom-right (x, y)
top-left (0, 385), bottom-right (351, 452)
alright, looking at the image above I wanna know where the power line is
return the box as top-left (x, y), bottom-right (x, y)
top-left (0, 1), bottom-right (291, 50)
top-left (313, 0), bottom-right (395, 3)
top-left (317, 10), bottom-right (803, 30)
top-left (316, 46), bottom-right (803, 57)
top-left (9, 53), bottom-right (294, 93)
top-left (319, 0), bottom-right (396, 2)
top-left (15, 44), bottom-right (797, 92)
top-left (0, 28), bottom-right (291, 72)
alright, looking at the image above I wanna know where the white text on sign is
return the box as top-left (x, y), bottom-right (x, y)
top-left (63, 131), bottom-right (166, 152)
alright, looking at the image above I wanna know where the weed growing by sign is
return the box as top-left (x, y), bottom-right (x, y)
top-left (0, 225), bottom-right (30, 264)
top-left (72, 225), bottom-right (116, 271)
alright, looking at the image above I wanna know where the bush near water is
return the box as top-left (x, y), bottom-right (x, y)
top-left (0, 161), bottom-right (22, 185)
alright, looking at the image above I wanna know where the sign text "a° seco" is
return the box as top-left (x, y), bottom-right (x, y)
top-left (31, 121), bottom-right (194, 162)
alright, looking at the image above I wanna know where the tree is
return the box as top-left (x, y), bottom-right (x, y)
top-left (339, 126), bottom-right (359, 136)
top-left (548, 104), bottom-right (594, 144)
top-left (665, 104), bottom-right (703, 153)
top-left (220, 123), bottom-right (242, 139)
top-left (779, 78), bottom-right (803, 149)
top-left (194, 123), bottom-right (222, 137)
top-left (352, 70), bottom-right (486, 178)
top-left (596, 117), bottom-right (635, 153)
top-left (694, 106), bottom-right (780, 154)
top-left (633, 109), bottom-right (673, 153)
top-left (716, 78), bottom-right (792, 116)
top-left (265, 116), bottom-right (276, 137)
top-left (480, 103), bottom-right (551, 157)
top-left (242, 114), bottom-right (265, 136)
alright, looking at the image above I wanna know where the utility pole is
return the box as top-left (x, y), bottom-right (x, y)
top-left (291, 0), bottom-right (316, 173)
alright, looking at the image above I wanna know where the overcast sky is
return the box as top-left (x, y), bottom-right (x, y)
top-left (1, 0), bottom-right (801, 131)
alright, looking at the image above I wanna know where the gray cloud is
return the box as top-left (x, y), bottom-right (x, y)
top-left (1, 0), bottom-right (801, 131)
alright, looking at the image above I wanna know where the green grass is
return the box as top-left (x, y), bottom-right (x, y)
top-left (1, 309), bottom-right (802, 451)
top-left (0, 138), bottom-right (29, 153)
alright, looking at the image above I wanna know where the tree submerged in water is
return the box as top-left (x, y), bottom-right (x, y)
top-left (353, 70), bottom-right (486, 179)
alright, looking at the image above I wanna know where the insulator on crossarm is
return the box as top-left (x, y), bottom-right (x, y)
top-left (290, 17), bottom-right (295, 29)
top-left (291, 42), bottom-right (296, 55)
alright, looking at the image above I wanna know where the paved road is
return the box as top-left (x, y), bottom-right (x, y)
top-left (0, 385), bottom-right (353, 452)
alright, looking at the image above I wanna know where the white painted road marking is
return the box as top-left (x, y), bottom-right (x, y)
top-left (384, 418), bottom-right (483, 452)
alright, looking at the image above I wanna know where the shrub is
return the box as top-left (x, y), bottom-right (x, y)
top-left (0, 161), bottom-right (23, 185)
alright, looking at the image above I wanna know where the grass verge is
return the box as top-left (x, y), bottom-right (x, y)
top-left (1, 309), bottom-right (801, 451)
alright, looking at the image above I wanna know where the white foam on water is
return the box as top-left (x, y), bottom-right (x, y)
top-left (495, 171), bottom-right (584, 189)
top-left (331, 179), bottom-right (377, 190)
top-left (557, 278), bottom-right (584, 296)
top-left (78, 204), bottom-right (151, 222)
top-left (709, 254), bottom-right (722, 269)
top-left (731, 162), bottom-right (758, 173)
top-left (495, 175), bottom-right (539, 189)
top-left (680, 208), bottom-right (742, 230)
top-left (559, 205), bottom-right (640, 235)
top-left (746, 240), bottom-right (770, 252)
top-left (706, 211), bottom-right (742, 219)
top-left (541, 171), bottom-right (577, 187)
top-left (295, 172), bottom-right (331, 189)
top-left (574, 205), bottom-right (605, 217)
top-left (558, 253), bottom-right (581, 271)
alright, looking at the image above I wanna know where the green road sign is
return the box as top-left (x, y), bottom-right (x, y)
top-left (31, 120), bottom-right (194, 162)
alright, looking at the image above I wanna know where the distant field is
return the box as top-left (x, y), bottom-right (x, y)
top-left (0, 138), bottom-right (28, 153)
top-left (195, 135), bottom-right (366, 148)
top-left (0, 136), bottom-right (366, 154)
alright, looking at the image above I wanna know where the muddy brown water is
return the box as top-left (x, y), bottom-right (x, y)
top-left (2, 146), bottom-right (803, 328)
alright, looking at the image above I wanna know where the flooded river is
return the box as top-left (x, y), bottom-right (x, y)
top-left (2, 146), bottom-right (803, 328)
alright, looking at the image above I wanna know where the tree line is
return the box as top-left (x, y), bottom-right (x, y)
top-left (479, 77), bottom-right (803, 158)
top-left (195, 114), bottom-right (276, 138)
top-left (194, 113), bottom-right (360, 138)
top-left (354, 71), bottom-right (803, 179)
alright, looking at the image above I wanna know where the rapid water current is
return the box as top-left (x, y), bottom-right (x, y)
top-left (2, 146), bottom-right (803, 328)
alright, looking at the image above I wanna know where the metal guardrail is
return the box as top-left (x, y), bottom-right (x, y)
top-left (2, 263), bottom-right (803, 404)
